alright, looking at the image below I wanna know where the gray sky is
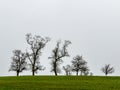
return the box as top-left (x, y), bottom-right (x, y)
top-left (0, 0), bottom-right (120, 76)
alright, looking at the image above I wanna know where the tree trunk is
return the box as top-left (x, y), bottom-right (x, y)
top-left (105, 73), bottom-right (107, 76)
top-left (66, 72), bottom-right (68, 76)
top-left (32, 65), bottom-right (35, 76)
top-left (76, 71), bottom-right (78, 76)
top-left (17, 71), bottom-right (19, 76)
top-left (32, 71), bottom-right (35, 76)
top-left (54, 61), bottom-right (58, 76)
top-left (54, 70), bottom-right (57, 76)
top-left (105, 72), bottom-right (108, 76)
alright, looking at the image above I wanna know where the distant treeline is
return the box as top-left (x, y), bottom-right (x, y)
top-left (9, 33), bottom-right (114, 76)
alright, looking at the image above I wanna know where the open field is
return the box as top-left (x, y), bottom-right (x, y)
top-left (0, 76), bottom-right (120, 90)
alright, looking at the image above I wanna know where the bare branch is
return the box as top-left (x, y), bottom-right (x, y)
top-left (49, 40), bottom-right (71, 76)
top-left (26, 34), bottom-right (50, 76)
top-left (101, 64), bottom-right (115, 76)
top-left (9, 50), bottom-right (27, 76)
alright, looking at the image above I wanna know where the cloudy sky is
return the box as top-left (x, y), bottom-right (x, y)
top-left (0, 0), bottom-right (120, 76)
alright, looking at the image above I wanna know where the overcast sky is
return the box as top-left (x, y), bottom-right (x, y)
top-left (0, 0), bottom-right (120, 76)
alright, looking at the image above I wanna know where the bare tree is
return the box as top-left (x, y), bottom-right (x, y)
top-left (101, 64), bottom-right (114, 76)
top-left (63, 65), bottom-right (72, 76)
top-left (81, 66), bottom-right (89, 76)
top-left (49, 40), bottom-right (71, 76)
top-left (90, 72), bottom-right (93, 76)
top-left (26, 33), bottom-right (50, 76)
top-left (9, 50), bottom-right (27, 76)
top-left (71, 55), bottom-right (87, 76)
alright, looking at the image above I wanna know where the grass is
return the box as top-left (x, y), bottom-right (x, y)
top-left (0, 76), bottom-right (119, 90)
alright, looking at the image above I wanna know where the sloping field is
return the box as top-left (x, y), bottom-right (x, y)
top-left (0, 76), bottom-right (119, 90)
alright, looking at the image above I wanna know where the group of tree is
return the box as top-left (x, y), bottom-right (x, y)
top-left (9, 33), bottom-right (90, 76)
top-left (9, 34), bottom-right (50, 76)
top-left (9, 33), bottom-right (115, 76)
top-left (63, 55), bottom-right (90, 76)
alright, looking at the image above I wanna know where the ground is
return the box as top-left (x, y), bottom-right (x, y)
top-left (0, 76), bottom-right (119, 90)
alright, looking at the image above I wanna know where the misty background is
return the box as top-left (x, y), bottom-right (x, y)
top-left (0, 0), bottom-right (120, 76)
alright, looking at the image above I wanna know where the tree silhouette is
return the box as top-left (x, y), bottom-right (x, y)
top-left (71, 55), bottom-right (87, 76)
top-left (80, 66), bottom-right (89, 76)
top-left (101, 64), bottom-right (114, 76)
top-left (26, 33), bottom-right (50, 76)
top-left (49, 40), bottom-right (71, 76)
top-left (63, 65), bottom-right (72, 76)
top-left (9, 50), bottom-right (27, 76)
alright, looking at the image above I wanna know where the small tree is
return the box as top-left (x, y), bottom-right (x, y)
top-left (71, 55), bottom-right (87, 76)
top-left (101, 64), bottom-right (114, 76)
top-left (26, 33), bottom-right (50, 76)
top-left (49, 40), bottom-right (71, 76)
top-left (90, 72), bottom-right (93, 76)
top-left (81, 66), bottom-right (89, 76)
top-left (9, 50), bottom-right (27, 76)
top-left (63, 65), bottom-right (72, 76)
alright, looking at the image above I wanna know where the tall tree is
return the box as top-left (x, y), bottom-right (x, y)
top-left (101, 64), bottom-right (114, 76)
top-left (63, 65), bottom-right (72, 76)
top-left (71, 55), bottom-right (87, 76)
top-left (49, 40), bottom-right (71, 76)
top-left (26, 33), bottom-right (50, 76)
top-left (9, 50), bottom-right (27, 76)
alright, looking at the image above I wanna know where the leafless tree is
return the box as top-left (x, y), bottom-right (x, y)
top-left (71, 55), bottom-right (87, 76)
top-left (26, 33), bottom-right (50, 76)
top-left (81, 66), bottom-right (89, 76)
top-left (101, 64), bottom-right (114, 76)
top-left (90, 72), bottom-right (93, 76)
top-left (9, 50), bottom-right (27, 76)
top-left (49, 40), bottom-right (71, 76)
top-left (63, 65), bottom-right (72, 76)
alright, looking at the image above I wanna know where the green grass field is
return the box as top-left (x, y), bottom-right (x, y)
top-left (0, 76), bottom-right (119, 90)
